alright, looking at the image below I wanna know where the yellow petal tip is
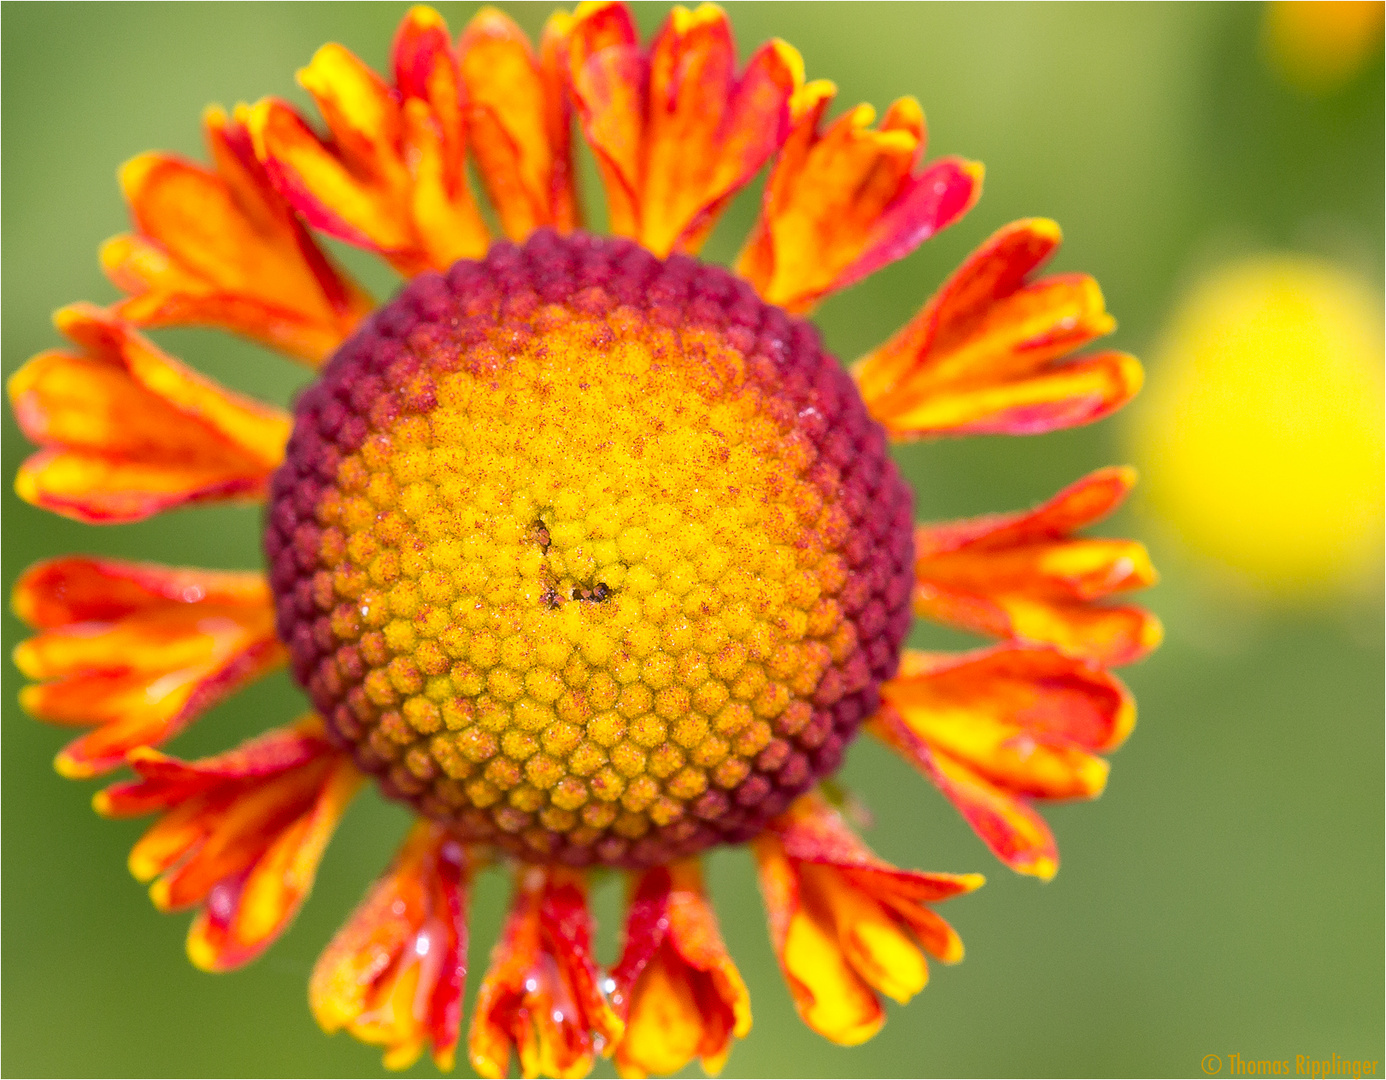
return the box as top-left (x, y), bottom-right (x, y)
top-left (53, 750), bottom-right (95, 780)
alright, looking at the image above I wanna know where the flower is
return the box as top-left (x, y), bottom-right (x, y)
top-left (9, 2), bottom-right (1157, 1074)
top-left (1263, 0), bottom-right (1385, 95)
top-left (1128, 255), bottom-right (1384, 600)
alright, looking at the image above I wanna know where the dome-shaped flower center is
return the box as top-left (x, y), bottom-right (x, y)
top-left (268, 230), bottom-right (914, 867)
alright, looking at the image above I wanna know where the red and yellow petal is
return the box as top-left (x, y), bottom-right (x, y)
top-left (914, 468), bottom-right (1162, 665)
top-left (889, 644), bottom-right (1134, 764)
top-left (565, 1), bottom-right (647, 242)
top-left (95, 716), bottom-right (362, 971)
top-left (611, 861), bottom-right (750, 1078)
top-left (251, 9), bottom-right (489, 277)
top-left (736, 87), bottom-right (982, 312)
top-left (638, 7), bottom-right (803, 257)
top-left (459, 7), bottom-right (580, 241)
top-left (9, 305), bottom-right (291, 523)
top-left (101, 107), bottom-right (373, 365)
top-left (567, 1), bottom-right (803, 258)
top-left (870, 708), bottom-right (1060, 880)
top-left (753, 831), bottom-right (883, 1045)
top-left (753, 794), bottom-right (981, 1046)
top-left (854, 218), bottom-right (1142, 438)
top-left (311, 822), bottom-right (473, 1071)
top-left (470, 866), bottom-right (624, 1080)
top-left (12, 557), bottom-right (284, 777)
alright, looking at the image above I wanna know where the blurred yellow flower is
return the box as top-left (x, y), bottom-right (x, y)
top-left (1130, 255), bottom-right (1384, 599)
top-left (1263, 0), bottom-right (1385, 94)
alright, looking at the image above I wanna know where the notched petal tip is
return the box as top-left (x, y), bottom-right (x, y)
top-left (311, 822), bottom-right (473, 1070)
top-left (738, 84), bottom-right (978, 311)
top-left (856, 217), bottom-right (1142, 440)
top-left (612, 862), bottom-right (751, 1078)
top-left (912, 470), bottom-right (1161, 666)
top-left (568, 0), bottom-right (801, 257)
top-left (12, 558), bottom-right (283, 776)
top-left (10, 307), bottom-right (290, 523)
top-left (104, 116), bottom-right (371, 363)
top-left (754, 794), bottom-right (980, 1045)
top-left (254, 11), bottom-right (491, 277)
top-left (96, 720), bottom-right (360, 971)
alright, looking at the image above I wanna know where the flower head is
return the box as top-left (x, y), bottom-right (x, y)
top-left (10, 3), bottom-right (1156, 1074)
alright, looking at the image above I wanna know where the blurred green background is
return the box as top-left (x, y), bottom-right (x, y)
top-left (3, 2), bottom-right (1382, 1076)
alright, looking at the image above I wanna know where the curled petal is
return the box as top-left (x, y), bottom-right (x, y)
top-left (101, 106), bottom-right (373, 365)
top-left (870, 707), bottom-right (1059, 880)
top-left (914, 468), bottom-right (1162, 666)
top-left (459, 7), bottom-right (580, 240)
top-left (736, 88), bottom-right (982, 312)
top-left (567, 1), bottom-right (803, 257)
top-left (854, 218), bottom-right (1142, 438)
top-left (12, 557), bottom-right (285, 778)
top-left (753, 793), bottom-right (980, 1046)
top-left (311, 822), bottom-right (474, 1071)
top-left (470, 867), bottom-right (624, 1079)
top-left (251, 8), bottom-right (488, 276)
top-left (9, 305), bottom-right (291, 523)
top-left (611, 861), bottom-right (750, 1077)
top-left (95, 716), bottom-right (362, 971)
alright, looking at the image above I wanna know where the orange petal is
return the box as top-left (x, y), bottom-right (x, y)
top-left (736, 89), bottom-right (982, 311)
top-left (94, 717), bottom-right (361, 971)
top-left (469, 866), bottom-right (624, 1080)
top-left (775, 794), bottom-right (983, 908)
top-left (638, 7), bottom-right (803, 256)
top-left (854, 218), bottom-right (1142, 438)
top-left (883, 645), bottom-right (1133, 801)
top-left (12, 557), bottom-right (284, 777)
top-left (879, 350), bottom-right (1143, 438)
top-left (612, 861), bottom-right (750, 1077)
top-left (187, 757), bottom-right (360, 971)
top-left (102, 107), bottom-right (372, 365)
top-left (9, 305), bottom-right (290, 523)
top-left (854, 217), bottom-right (1064, 403)
top-left (19, 624), bottom-right (283, 778)
top-left (252, 11), bottom-right (488, 277)
top-left (800, 861), bottom-right (930, 1005)
top-left (870, 708), bottom-right (1060, 880)
top-left (96, 718), bottom-right (328, 818)
top-left (914, 468), bottom-right (1163, 665)
top-left (311, 822), bottom-right (473, 1071)
top-left (754, 794), bottom-right (981, 1044)
top-left (459, 7), bottom-right (580, 241)
top-left (566, 1), bottom-right (646, 242)
top-left (752, 830), bottom-right (884, 1047)
top-left (12, 557), bottom-right (272, 627)
top-left (917, 466), bottom-right (1140, 554)
top-left (567, 2), bottom-right (802, 257)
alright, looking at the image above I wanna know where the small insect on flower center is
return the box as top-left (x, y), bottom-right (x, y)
top-left (267, 230), bottom-right (915, 867)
